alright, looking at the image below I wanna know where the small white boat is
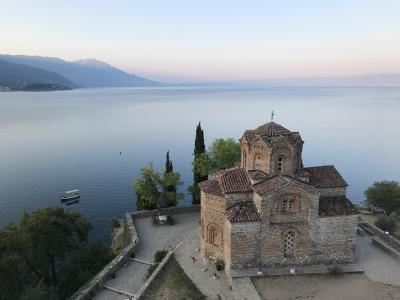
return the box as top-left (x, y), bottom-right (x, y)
top-left (61, 189), bottom-right (80, 201)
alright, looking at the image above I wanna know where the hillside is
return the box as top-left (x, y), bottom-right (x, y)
top-left (0, 59), bottom-right (76, 90)
top-left (0, 55), bottom-right (158, 87)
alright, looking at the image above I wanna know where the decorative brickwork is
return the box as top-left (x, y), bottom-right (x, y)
top-left (199, 121), bottom-right (359, 278)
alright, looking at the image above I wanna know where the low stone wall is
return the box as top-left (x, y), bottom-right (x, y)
top-left (133, 250), bottom-right (174, 300)
top-left (372, 238), bottom-right (400, 260)
top-left (359, 222), bottom-right (400, 252)
top-left (131, 204), bottom-right (200, 219)
top-left (72, 206), bottom-right (198, 299)
top-left (72, 213), bottom-right (139, 300)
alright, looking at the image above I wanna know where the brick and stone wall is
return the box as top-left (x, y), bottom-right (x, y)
top-left (229, 221), bottom-right (260, 269)
top-left (200, 191), bottom-right (226, 259)
top-left (316, 214), bottom-right (358, 263)
top-left (319, 187), bottom-right (347, 197)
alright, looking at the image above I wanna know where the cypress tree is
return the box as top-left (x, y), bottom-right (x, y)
top-left (165, 151), bottom-right (177, 206)
top-left (192, 122), bottom-right (208, 204)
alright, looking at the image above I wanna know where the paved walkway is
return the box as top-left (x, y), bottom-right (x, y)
top-left (356, 234), bottom-right (400, 286)
top-left (173, 226), bottom-right (233, 299)
top-left (94, 212), bottom-right (200, 300)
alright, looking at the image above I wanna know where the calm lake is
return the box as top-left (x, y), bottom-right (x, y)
top-left (1, 87), bottom-right (399, 240)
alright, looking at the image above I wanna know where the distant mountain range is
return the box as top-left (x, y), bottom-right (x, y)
top-left (1, 53), bottom-right (400, 91)
top-left (0, 59), bottom-right (76, 90)
top-left (0, 54), bottom-right (158, 89)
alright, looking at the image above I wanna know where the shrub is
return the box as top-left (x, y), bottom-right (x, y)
top-left (215, 259), bottom-right (225, 271)
top-left (375, 215), bottom-right (397, 234)
top-left (154, 250), bottom-right (168, 263)
top-left (144, 263), bottom-right (159, 280)
top-left (108, 218), bottom-right (120, 229)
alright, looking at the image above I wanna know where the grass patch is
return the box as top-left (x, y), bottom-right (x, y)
top-left (144, 254), bottom-right (205, 300)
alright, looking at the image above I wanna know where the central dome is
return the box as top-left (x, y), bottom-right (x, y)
top-left (253, 122), bottom-right (290, 137)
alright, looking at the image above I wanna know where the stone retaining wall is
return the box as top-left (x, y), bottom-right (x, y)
top-left (72, 205), bottom-right (198, 300)
top-left (359, 222), bottom-right (400, 252)
top-left (133, 250), bottom-right (174, 299)
top-left (72, 213), bottom-right (139, 300)
top-left (131, 204), bottom-right (200, 219)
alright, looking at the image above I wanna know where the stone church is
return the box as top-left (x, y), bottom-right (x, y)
top-left (199, 121), bottom-right (358, 277)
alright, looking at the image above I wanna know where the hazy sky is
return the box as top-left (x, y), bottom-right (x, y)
top-left (1, 1), bottom-right (400, 82)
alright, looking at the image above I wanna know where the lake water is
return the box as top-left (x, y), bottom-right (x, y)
top-left (1, 87), bottom-right (399, 240)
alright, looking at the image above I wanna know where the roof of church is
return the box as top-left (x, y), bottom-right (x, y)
top-left (303, 165), bottom-right (348, 188)
top-left (198, 180), bottom-right (224, 197)
top-left (226, 201), bottom-right (260, 223)
top-left (198, 167), bottom-right (253, 197)
top-left (252, 176), bottom-right (289, 194)
top-left (242, 122), bottom-right (301, 145)
top-left (319, 196), bottom-right (358, 217)
top-left (253, 121), bottom-right (291, 137)
top-left (248, 169), bottom-right (269, 180)
top-left (219, 168), bottom-right (253, 194)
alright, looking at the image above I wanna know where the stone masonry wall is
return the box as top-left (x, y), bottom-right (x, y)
top-left (319, 187), bottom-right (347, 197)
top-left (315, 214), bottom-right (358, 264)
top-left (229, 221), bottom-right (260, 269)
top-left (200, 191), bottom-right (226, 260)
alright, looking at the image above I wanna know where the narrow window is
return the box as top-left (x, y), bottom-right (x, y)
top-left (284, 231), bottom-right (295, 257)
top-left (276, 156), bottom-right (284, 173)
top-left (208, 226), bottom-right (217, 245)
top-left (281, 199), bottom-right (294, 213)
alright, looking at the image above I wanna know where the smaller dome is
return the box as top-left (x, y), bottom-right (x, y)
top-left (253, 122), bottom-right (290, 137)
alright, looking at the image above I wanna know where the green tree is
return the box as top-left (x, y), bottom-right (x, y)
top-left (208, 138), bottom-right (241, 173)
top-left (134, 164), bottom-right (182, 210)
top-left (58, 240), bottom-right (114, 298)
top-left (191, 122), bottom-right (208, 204)
top-left (165, 151), bottom-right (177, 206)
top-left (364, 181), bottom-right (400, 214)
top-left (0, 207), bottom-right (113, 299)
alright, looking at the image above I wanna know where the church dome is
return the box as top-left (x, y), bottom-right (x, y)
top-left (253, 122), bottom-right (291, 137)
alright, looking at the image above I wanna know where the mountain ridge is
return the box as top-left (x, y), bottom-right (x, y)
top-left (0, 59), bottom-right (76, 90)
top-left (0, 54), bottom-right (158, 88)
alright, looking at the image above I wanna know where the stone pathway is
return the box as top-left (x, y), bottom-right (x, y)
top-left (356, 234), bottom-right (400, 286)
top-left (94, 212), bottom-right (200, 299)
top-left (174, 227), bottom-right (233, 299)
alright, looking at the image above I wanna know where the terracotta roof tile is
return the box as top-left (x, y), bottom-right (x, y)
top-left (253, 122), bottom-right (290, 137)
top-left (198, 180), bottom-right (224, 197)
top-left (219, 168), bottom-right (253, 194)
top-left (248, 169), bottom-right (269, 180)
top-left (303, 166), bottom-right (348, 188)
top-left (319, 196), bottom-right (359, 217)
top-left (226, 201), bottom-right (260, 223)
top-left (252, 176), bottom-right (289, 194)
top-left (243, 130), bottom-right (257, 143)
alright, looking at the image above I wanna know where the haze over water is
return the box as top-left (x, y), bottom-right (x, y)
top-left (0, 86), bottom-right (399, 239)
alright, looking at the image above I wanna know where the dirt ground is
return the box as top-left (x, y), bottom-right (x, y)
top-left (252, 273), bottom-right (400, 300)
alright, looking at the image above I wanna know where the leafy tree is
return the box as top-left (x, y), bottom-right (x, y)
top-left (208, 138), bottom-right (241, 173)
top-left (0, 207), bottom-right (113, 299)
top-left (191, 122), bottom-right (208, 204)
top-left (134, 164), bottom-right (182, 210)
top-left (192, 138), bottom-right (241, 177)
top-left (364, 181), bottom-right (400, 214)
top-left (58, 240), bottom-right (114, 298)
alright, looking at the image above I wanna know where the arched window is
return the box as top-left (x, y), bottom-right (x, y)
top-left (207, 224), bottom-right (221, 246)
top-left (284, 231), bottom-right (295, 257)
top-left (243, 151), bottom-right (247, 168)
